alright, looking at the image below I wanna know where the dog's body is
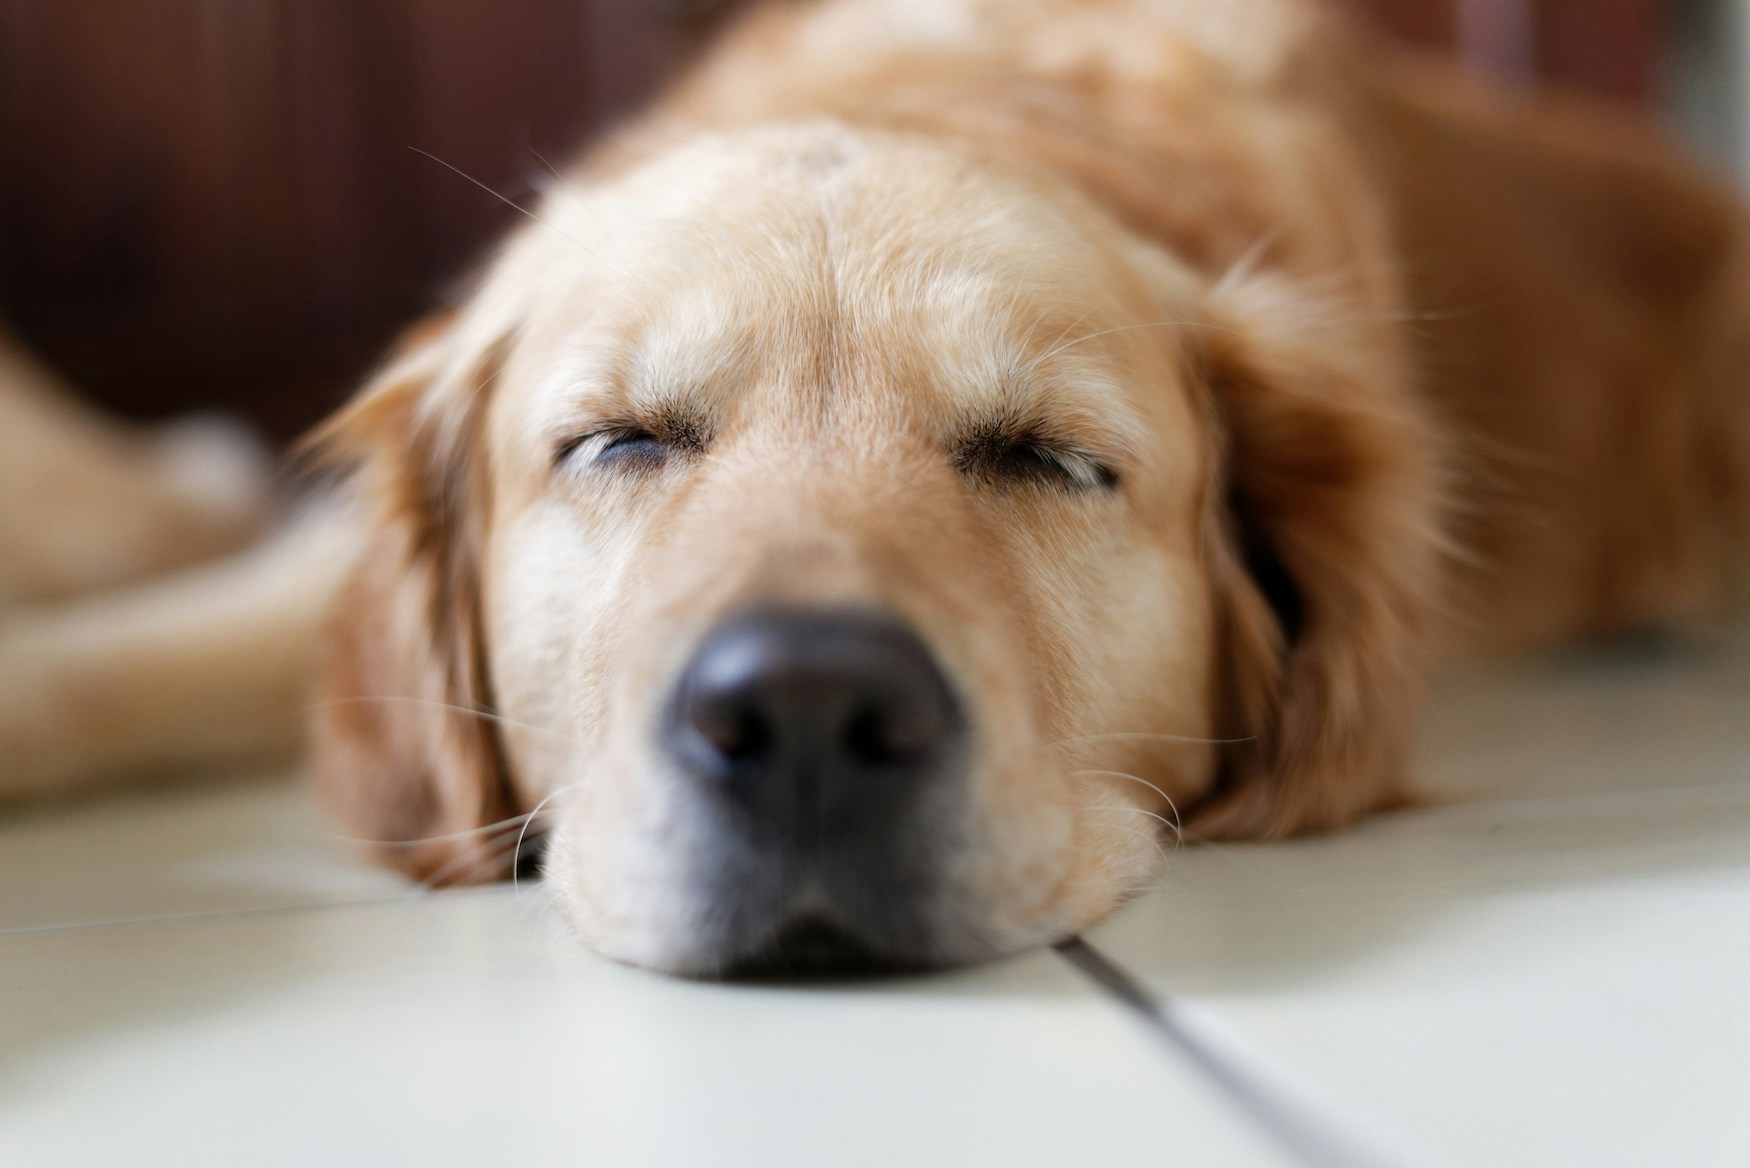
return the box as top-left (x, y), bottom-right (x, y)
top-left (655, 0), bottom-right (1750, 653)
top-left (4, 0), bottom-right (1746, 974)
top-left (0, 325), bottom-right (346, 797)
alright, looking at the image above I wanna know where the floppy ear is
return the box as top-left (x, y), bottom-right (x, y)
top-left (307, 316), bottom-right (520, 885)
top-left (1189, 273), bottom-right (1447, 838)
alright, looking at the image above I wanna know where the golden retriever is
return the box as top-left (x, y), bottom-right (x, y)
top-left (6, 0), bottom-right (1748, 976)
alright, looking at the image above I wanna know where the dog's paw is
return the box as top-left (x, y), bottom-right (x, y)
top-left (146, 415), bottom-right (275, 550)
top-left (0, 621), bottom-right (73, 803)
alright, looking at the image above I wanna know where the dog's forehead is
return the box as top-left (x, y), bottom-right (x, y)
top-left (584, 128), bottom-right (1129, 317)
top-left (497, 125), bottom-right (1179, 442)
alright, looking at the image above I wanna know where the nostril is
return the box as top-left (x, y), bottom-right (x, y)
top-left (843, 704), bottom-right (896, 766)
top-left (695, 701), bottom-right (773, 764)
top-left (842, 701), bottom-right (937, 767)
top-left (666, 608), bottom-right (965, 835)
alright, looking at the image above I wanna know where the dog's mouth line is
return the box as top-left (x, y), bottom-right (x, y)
top-left (704, 877), bottom-right (939, 981)
top-left (716, 909), bottom-right (924, 981)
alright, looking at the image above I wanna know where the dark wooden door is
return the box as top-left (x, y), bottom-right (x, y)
top-left (0, 0), bottom-right (1674, 442)
top-left (0, 1), bottom-right (692, 439)
top-left (1346, 0), bottom-right (1668, 99)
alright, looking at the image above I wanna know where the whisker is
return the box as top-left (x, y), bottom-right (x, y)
top-left (409, 146), bottom-right (609, 265)
top-left (1100, 808), bottom-right (1267, 875)
top-left (330, 809), bottom-right (543, 850)
top-left (311, 695), bottom-right (585, 746)
top-left (378, 824), bottom-right (535, 935)
top-left (1076, 772), bottom-right (1265, 873)
top-left (1038, 307), bottom-right (1096, 361)
top-left (528, 145), bottom-right (631, 270)
top-left (1031, 318), bottom-right (1241, 369)
top-left (1053, 730), bottom-right (1255, 749)
top-left (1074, 768), bottom-right (1176, 811)
top-left (411, 820), bottom-right (535, 891)
top-left (533, 888), bottom-right (565, 933)
top-left (1211, 227), bottom-right (1283, 297)
top-left (1076, 769), bottom-right (1183, 833)
top-left (1090, 809), bottom-right (1178, 873)
top-left (511, 885), bottom-right (566, 943)
top-left (513, 783), bottom-right (581, 896)
top-left (1088, 802), bottom-right (1184, 844)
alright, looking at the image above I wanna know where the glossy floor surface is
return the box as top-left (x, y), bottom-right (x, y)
top-left (4, 627), bottom-right (1748, 1167)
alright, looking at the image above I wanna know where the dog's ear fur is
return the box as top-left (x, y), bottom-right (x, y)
top-left (307, 313), bottom-right (520, 885)
top-left (1191, 272), bottom-right (1446, 838)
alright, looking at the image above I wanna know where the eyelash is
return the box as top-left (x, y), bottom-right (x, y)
top-left (557, 423), bottom-right (1117, 492)
top-left (955, 433), bottom-right (1119, 493)
top-left (555, 426), bottom-right (671, 471)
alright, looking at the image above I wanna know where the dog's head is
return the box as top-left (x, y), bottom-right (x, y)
top-left (313, 124), bottom-right (1439, 975)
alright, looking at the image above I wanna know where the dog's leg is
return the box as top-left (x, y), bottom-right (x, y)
top-left (0, 329), bottom-right (274, 605)
top-left (0, 508), bottom-right (354, 801)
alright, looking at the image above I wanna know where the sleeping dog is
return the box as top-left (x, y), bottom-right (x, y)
top-left (5, 0), bottom-right (1747, 976)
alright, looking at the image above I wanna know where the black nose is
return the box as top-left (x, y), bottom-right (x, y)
top-left (665, 609), bottom-right (964, 845)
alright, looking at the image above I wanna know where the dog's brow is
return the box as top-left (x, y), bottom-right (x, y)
top-left (966, 359), bottom-right (1150, 461)
top-left (625, 310), bottom-right (764, 408)
top-left (543, 322), bottom-right (748, 427)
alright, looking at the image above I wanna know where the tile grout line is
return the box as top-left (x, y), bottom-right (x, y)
top-left (1053, 937), bottom-right (1405, 1168)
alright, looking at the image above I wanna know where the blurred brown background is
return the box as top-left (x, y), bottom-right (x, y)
top-left (0, 0), bottom-right (1679, 443)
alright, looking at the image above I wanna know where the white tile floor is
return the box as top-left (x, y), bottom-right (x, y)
top-left (3, 626), bottom-right (1747, 1168)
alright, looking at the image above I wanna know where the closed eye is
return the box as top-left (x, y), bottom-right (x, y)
top-left (953, 426), bottom-right (1119, 493)
top-left (556, 426), bottom-right (669, 471)
top-left (555, 413), bottom-right (708, 474)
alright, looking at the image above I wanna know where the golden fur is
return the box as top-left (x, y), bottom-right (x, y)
top-left (307, 0), bottom-right (1750, 971)
top-left (4, 0), bottom-right (1746, 973)
top-left (0, 326), bottom-right (336, 798)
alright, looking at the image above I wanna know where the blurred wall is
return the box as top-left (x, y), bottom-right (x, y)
top-left (0, 0), bottom-right (693, 440)
top-left (1669, 0), bottom-right (1750, 177)
top-left (0, 0), bottom-right (1687, 443)
top-left (1346, 0), bottom-right (1667, 99)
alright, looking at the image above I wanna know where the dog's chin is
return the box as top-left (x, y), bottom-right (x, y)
top-left (663, 929), bottom-right (1015, 983)
top-left (716, 915), bottom-right (930, 982)
top-left (563, 883), bottom-right (1058, 981)
top-left (574, 904), bottom-right (944, 981)
top-left (543, 766), bottom-right (1091, 980)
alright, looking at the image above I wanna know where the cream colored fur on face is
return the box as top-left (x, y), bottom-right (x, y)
top-left (490, 128), bottom-right (1217, 970)
top-left (315, 124), bottom-right (1222, 971)
top-left (6, 0), bottom-right (1748, 975)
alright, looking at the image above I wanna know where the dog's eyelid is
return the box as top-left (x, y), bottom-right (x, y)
top-left (952, 423), bottom-right (1121, 493)
top-left (552, 407), bottom-right (712, 473)
top-left (1016, 443), bottom-right (1122, 491)
top-left (554, 426), bottom-right (626, 465)
top-left (1039, 445), bottom-right (1122, 491)
top-left (553, 424), bottom-right (664, 470)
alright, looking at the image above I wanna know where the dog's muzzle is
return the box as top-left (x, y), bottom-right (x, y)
top-left (662, 607), bottom-right (967, 976)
